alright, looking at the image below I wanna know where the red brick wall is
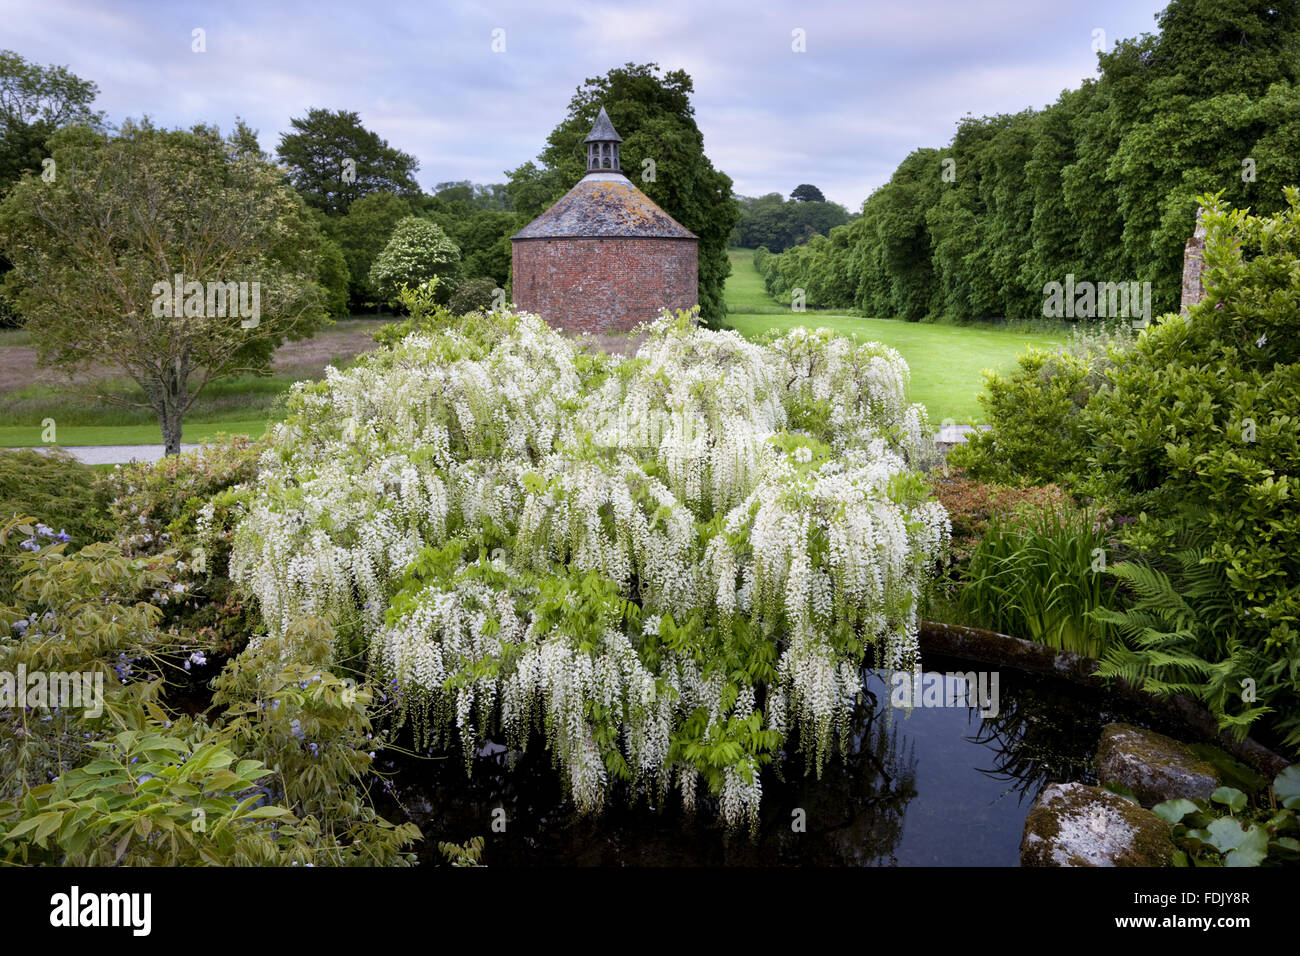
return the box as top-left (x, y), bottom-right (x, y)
top-left (511, 238), bottom-right (698, 333)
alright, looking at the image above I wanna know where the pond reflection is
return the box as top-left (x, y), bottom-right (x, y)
top-left (373, 652), bottom-right (1193, 866)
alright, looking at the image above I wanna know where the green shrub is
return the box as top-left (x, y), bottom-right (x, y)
top-left (0, 449), bottom-right (111, 593)
top-left (0, 728), bottom-right (304, 866)
top-left (1093, 519), bottom-right (1300, 751)
top-left (316, 233), bottom-right (351, 318)
top-left (370, 277), bottom-right (490, 348)
top-left (208, 618), bottom-right (422, 865)
top-left (949, 191), bottom-right (1300, 755)
top-left (0, 515), bottom-right (183, 799)
top-left (1083, 191), bottom-right (1300, 753)
top-left (0, 515), bottom-right (420, 865)
top-left (956, 505), bottom-right (1118, 657)
top-left (0, 293), bottom-right (18, 329)
top-left (447, 276), bottom-right (500, 315)
top-left (1153, 764), bottom-right (1300, 867)
top-left (369, 216), bottom-right (460, 308)
top-left (949, 323), bottom-right (1135, 487)
top-left (439, 836), bottom-right (485, 866)
top-left (95, 435), bottom-right (262, 657)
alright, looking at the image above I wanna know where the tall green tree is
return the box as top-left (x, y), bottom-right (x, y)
top-left (790, 184), bottom-right (826, 203)
top-left (276, 108), bottom-right (420, 216)
top-left (0, 119), bottom-right (328, 454)
top-left (0, 51), bottom-right (104, 326)
top-left (0, 49), bottom-right (102, 188)
top-left (431, 180), bottom-right (512, 211)
top-left (417, 187), bottom-right (515, 286)
top-left (509, 63), bottom-right (739, 326)
top-left (329, 191), bottom-right (412, 309)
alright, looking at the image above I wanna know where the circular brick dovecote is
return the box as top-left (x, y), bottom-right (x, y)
top-left (510, 107), bottom-right (699, 333)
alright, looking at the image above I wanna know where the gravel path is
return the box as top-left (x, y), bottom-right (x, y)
top-left (937, 424), bottom-right (985, 444)
top-left (25, 444), bottom-right (204, 465)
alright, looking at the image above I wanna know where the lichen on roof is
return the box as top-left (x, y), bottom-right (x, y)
top-left (511, 172), bottom-right (697, 240)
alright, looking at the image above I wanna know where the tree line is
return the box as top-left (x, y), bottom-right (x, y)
top-left (0, 59), bottom-right (739, 322)
top-left (730, 185), bottom-right (852, 253)
top-left (757, 0), bottom-right (1300, 321)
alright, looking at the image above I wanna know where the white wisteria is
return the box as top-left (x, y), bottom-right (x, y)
top-left (229, 309), bottom-right (949, 828)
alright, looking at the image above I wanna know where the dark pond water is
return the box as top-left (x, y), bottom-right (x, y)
top-left (372, 653), bottom-right (1196, 866)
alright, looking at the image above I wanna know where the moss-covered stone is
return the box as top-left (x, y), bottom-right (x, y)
top-left (1096, 722), bottom-right (1220, 808)
top-left (1021, 782), bottom-right (1176, 867)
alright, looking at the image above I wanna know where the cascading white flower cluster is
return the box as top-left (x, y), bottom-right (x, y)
top-left (230, 309), bottom-right (949, 828)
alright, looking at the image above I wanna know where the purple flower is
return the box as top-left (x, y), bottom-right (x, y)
top-left (290, 718), bottom-right (304, 741)
top-left (19, 539), bottom-right (39, 552)
top-left (55, 530), bottom-right (71, 544)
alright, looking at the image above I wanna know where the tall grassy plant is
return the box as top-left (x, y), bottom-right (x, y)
top-left (957, 506), bottom-right (1118, 657)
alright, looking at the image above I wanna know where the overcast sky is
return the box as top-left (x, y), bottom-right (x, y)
top-left (4, 0), bottom-right (1171, 209)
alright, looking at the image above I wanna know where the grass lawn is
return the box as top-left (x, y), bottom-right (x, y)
top-left (723, 248), bottom-right (1060, 423)
top-left (0, 420), bottom-right (270, 448)
top-left (724, 249), bottom-right (791, 314)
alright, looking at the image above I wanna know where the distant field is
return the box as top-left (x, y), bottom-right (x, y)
top-left (0, 318), bottom-right (392, 447)
top-left (723, 248), bottom-right (1060, 423)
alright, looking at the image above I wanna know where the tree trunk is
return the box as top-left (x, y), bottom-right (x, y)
top-left (160, 404), bottom-right (183, 456)
top-left (148, 364), bottom-right (188, 456)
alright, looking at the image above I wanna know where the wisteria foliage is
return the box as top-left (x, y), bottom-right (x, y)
top-left (229, 309), bottom-right (949, 828)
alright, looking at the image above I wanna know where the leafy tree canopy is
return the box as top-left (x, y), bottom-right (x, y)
top-left (0, 118), bottom-right (328, 453)
top-left (733, 196), bottom-right (850, 253)
top-left (432, 180), bottom-right (512, 211)
top-left (0, 50), bottom-right (104, 326)
top-left (276, 108), bottom-right (420, 216)
top-left (790, 183), bottom-right (826, 203)
top-left (329, 191), bottom-right (412, 309)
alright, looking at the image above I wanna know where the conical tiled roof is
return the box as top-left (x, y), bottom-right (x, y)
top-left (512, 172), bottom-right (697, 239)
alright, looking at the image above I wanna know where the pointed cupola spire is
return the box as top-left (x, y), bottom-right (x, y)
top-left (584, 106), bottom-right (623, 173)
